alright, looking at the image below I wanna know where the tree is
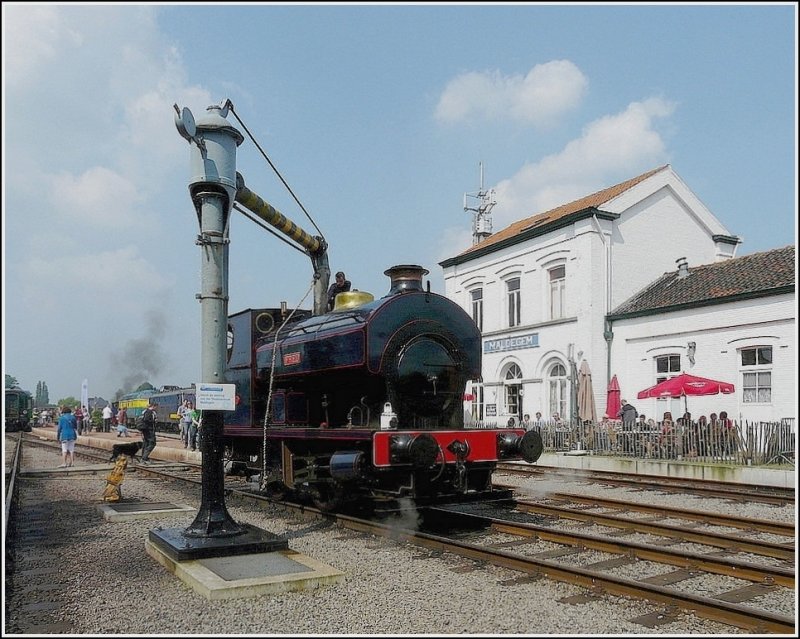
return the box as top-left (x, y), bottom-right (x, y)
top-left (135, 382), bottom-right (155, 392)
top-left (56, 396), bottom-right (80, 410)
top-left (34, 380), bottom-right (50, 407)
top-left (5, 374), bottom-right (19, 389)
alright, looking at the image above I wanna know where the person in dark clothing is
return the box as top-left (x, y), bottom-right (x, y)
top-left (618, 399), bottom-right (638, 427)
top-left (326, 271), bottom-right (351, 311)
top-left (618, 399), bottom-right (638, 453)
top-left (139, 402), bottom-right (158, 464)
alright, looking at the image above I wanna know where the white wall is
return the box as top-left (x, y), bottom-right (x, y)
top-left (610, 294), bottom-right (796, 423)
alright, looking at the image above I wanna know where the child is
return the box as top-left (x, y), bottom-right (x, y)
top-left (116, 407), bottom-right (130, 437)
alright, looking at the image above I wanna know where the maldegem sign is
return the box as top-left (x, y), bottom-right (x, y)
top-left (483, 332), bottom-right (539, 354)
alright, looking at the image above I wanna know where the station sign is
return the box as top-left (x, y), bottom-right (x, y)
top-left (194, 382), bottom-right (236, 410)
top-left (483, 332), bottom-right (539, 354)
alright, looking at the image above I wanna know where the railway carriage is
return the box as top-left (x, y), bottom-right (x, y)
top-left (117, 389), bottom-right (157, 426)
top-left (149, 386), bottom-right (196, 433)
top-left (4, 387), bottom-right (33, 432)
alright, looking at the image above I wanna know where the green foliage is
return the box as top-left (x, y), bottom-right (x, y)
top-left (6, 374), bottom-right (19, 388)
top-left (135, 382), bottom-right (155, 392)
top-left (34, 380), bottom-right (49, 407)
top-left (56, 396), bottom-right (80, 410)
top-left (91, 409), bottom-right (103, 429)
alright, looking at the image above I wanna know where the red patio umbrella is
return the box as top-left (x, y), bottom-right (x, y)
top-left (637, 372), bottom-right (735, 414)
top-left (605, 374), bottom-right (621, 419)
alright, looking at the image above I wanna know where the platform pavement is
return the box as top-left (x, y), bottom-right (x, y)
top-left (26, 425), bottom-right (344, 600)
top-left (520, 451), bottom-right (796, 489)
top-left (29, 425), bottom-right (202, 464)
top-left (28, 426), bottom-right (794, 489)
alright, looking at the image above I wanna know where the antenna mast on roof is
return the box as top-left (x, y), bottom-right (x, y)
top-left (463, 162), bottom-right (496, 245)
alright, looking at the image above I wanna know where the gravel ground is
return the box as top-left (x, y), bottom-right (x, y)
top-left (5, 440), bottom-right (796, 635)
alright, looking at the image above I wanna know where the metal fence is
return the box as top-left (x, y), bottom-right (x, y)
top-left (469, 417), bottom-right (795, 467)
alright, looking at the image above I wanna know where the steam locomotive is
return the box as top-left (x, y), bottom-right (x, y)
top-left (222, 264), bottom-right (542, 509)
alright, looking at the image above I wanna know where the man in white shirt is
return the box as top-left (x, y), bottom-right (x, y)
top-left (102, 404), bottom-right (113, 432)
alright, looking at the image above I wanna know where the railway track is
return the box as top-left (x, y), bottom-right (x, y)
top-left (8, 434), bottom-right (796, 633)
top-left (412, 500), bottom-right (794, 633)
top-left (496, 462), bottom-right (795, 506)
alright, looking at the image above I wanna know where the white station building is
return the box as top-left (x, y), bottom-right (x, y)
top-left (439, 164), bottom-right (796, 426)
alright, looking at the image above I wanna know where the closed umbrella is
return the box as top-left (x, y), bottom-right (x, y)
top-left (606, 374), bottom-right (621, 419)
top-left (577, 360), bottom-right (597, 423)
top-left (637, 372), bottom-right (735, 414)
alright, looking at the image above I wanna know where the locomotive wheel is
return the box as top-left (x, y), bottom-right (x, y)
top-left (312, 485), bottom-right (345, 512)
top-left (264, 480), bottom-right (289, 501)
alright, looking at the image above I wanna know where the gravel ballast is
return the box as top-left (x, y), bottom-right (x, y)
top-left (5, 440), bottom-right (795, 635)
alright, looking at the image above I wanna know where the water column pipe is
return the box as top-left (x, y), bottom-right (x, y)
top-left (150, 101), bottom-right (286, 560)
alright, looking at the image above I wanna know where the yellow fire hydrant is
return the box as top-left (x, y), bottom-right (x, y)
top-left (102, 455), bottom-right (129, 502)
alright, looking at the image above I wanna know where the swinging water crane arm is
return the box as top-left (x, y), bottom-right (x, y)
top-left (234, 173), bottom-right (330, 315)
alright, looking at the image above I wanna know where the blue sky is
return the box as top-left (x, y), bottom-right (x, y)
top-left (3, 3), bottom-right (797, 404)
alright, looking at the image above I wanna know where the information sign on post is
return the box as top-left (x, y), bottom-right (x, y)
top-left (194, 383), bottom-right (236, 411)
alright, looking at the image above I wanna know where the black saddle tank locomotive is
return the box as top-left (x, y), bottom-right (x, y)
top-left (223, 265), bottom-right (542, 508)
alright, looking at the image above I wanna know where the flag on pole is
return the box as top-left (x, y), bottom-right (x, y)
top-left (81, 379), bottom-right (89, 411)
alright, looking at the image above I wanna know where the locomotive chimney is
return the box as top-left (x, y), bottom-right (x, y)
top-left (384, 264), bottom-right (429, 295)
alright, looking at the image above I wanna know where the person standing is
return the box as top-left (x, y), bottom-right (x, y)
top-left (178, 400), bottom-right (192, 448)
top-left (102, 404), bottom-right (113, 433)
top-left (83, 406), bottom-right (92, 434)
top-left (74, 405), bottom-right (84, 436)
top-left (188, 404), bottom-right (201, 452)
top-left (326, 271), bottom-right (351, 311)
top-left (116, 407), bottom-right (129, 437)
top-left (139, 402), bottom-right (158, 464)
top-left (618, 399), bottom-right (638, 453)
top-left (57, 406), bottom-right (78, 467)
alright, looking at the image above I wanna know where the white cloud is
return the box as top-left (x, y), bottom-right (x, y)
top-left (491, 98), bottom-right (676, 230)
top-left (435, 60), bottom-right (588, 127)
top-left (2, 5), bottom-right (83, 90)
top-left (20, 246), bottom-right (172, 305)
top-left (49, 167), bottom-right (142, 227)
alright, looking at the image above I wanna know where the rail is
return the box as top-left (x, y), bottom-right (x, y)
top-left (4, 432), bottom-right (23, 546)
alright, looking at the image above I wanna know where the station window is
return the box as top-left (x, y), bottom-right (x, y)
top-left (470, 288), bottom-right (483, 331)
top-left (505, 364), bottom-right (522, 419)
top-left (548, 363), bottom-right (567, 420)
top-left (469, 382), bottom-right (484, 422)
top-left (507, 278), bottom-right (521, 327)
top-left (741, 346), bottom-right (772, 404)
top-left (655, 354), bottom-right (681, 384)
top-left (549, 266), bottom-right (565, 320)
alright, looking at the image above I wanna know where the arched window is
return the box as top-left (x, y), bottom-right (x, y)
top-left (548, 363), bottom-right (567, 419)
top-left (504, 364), bottom-right (523, 420)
